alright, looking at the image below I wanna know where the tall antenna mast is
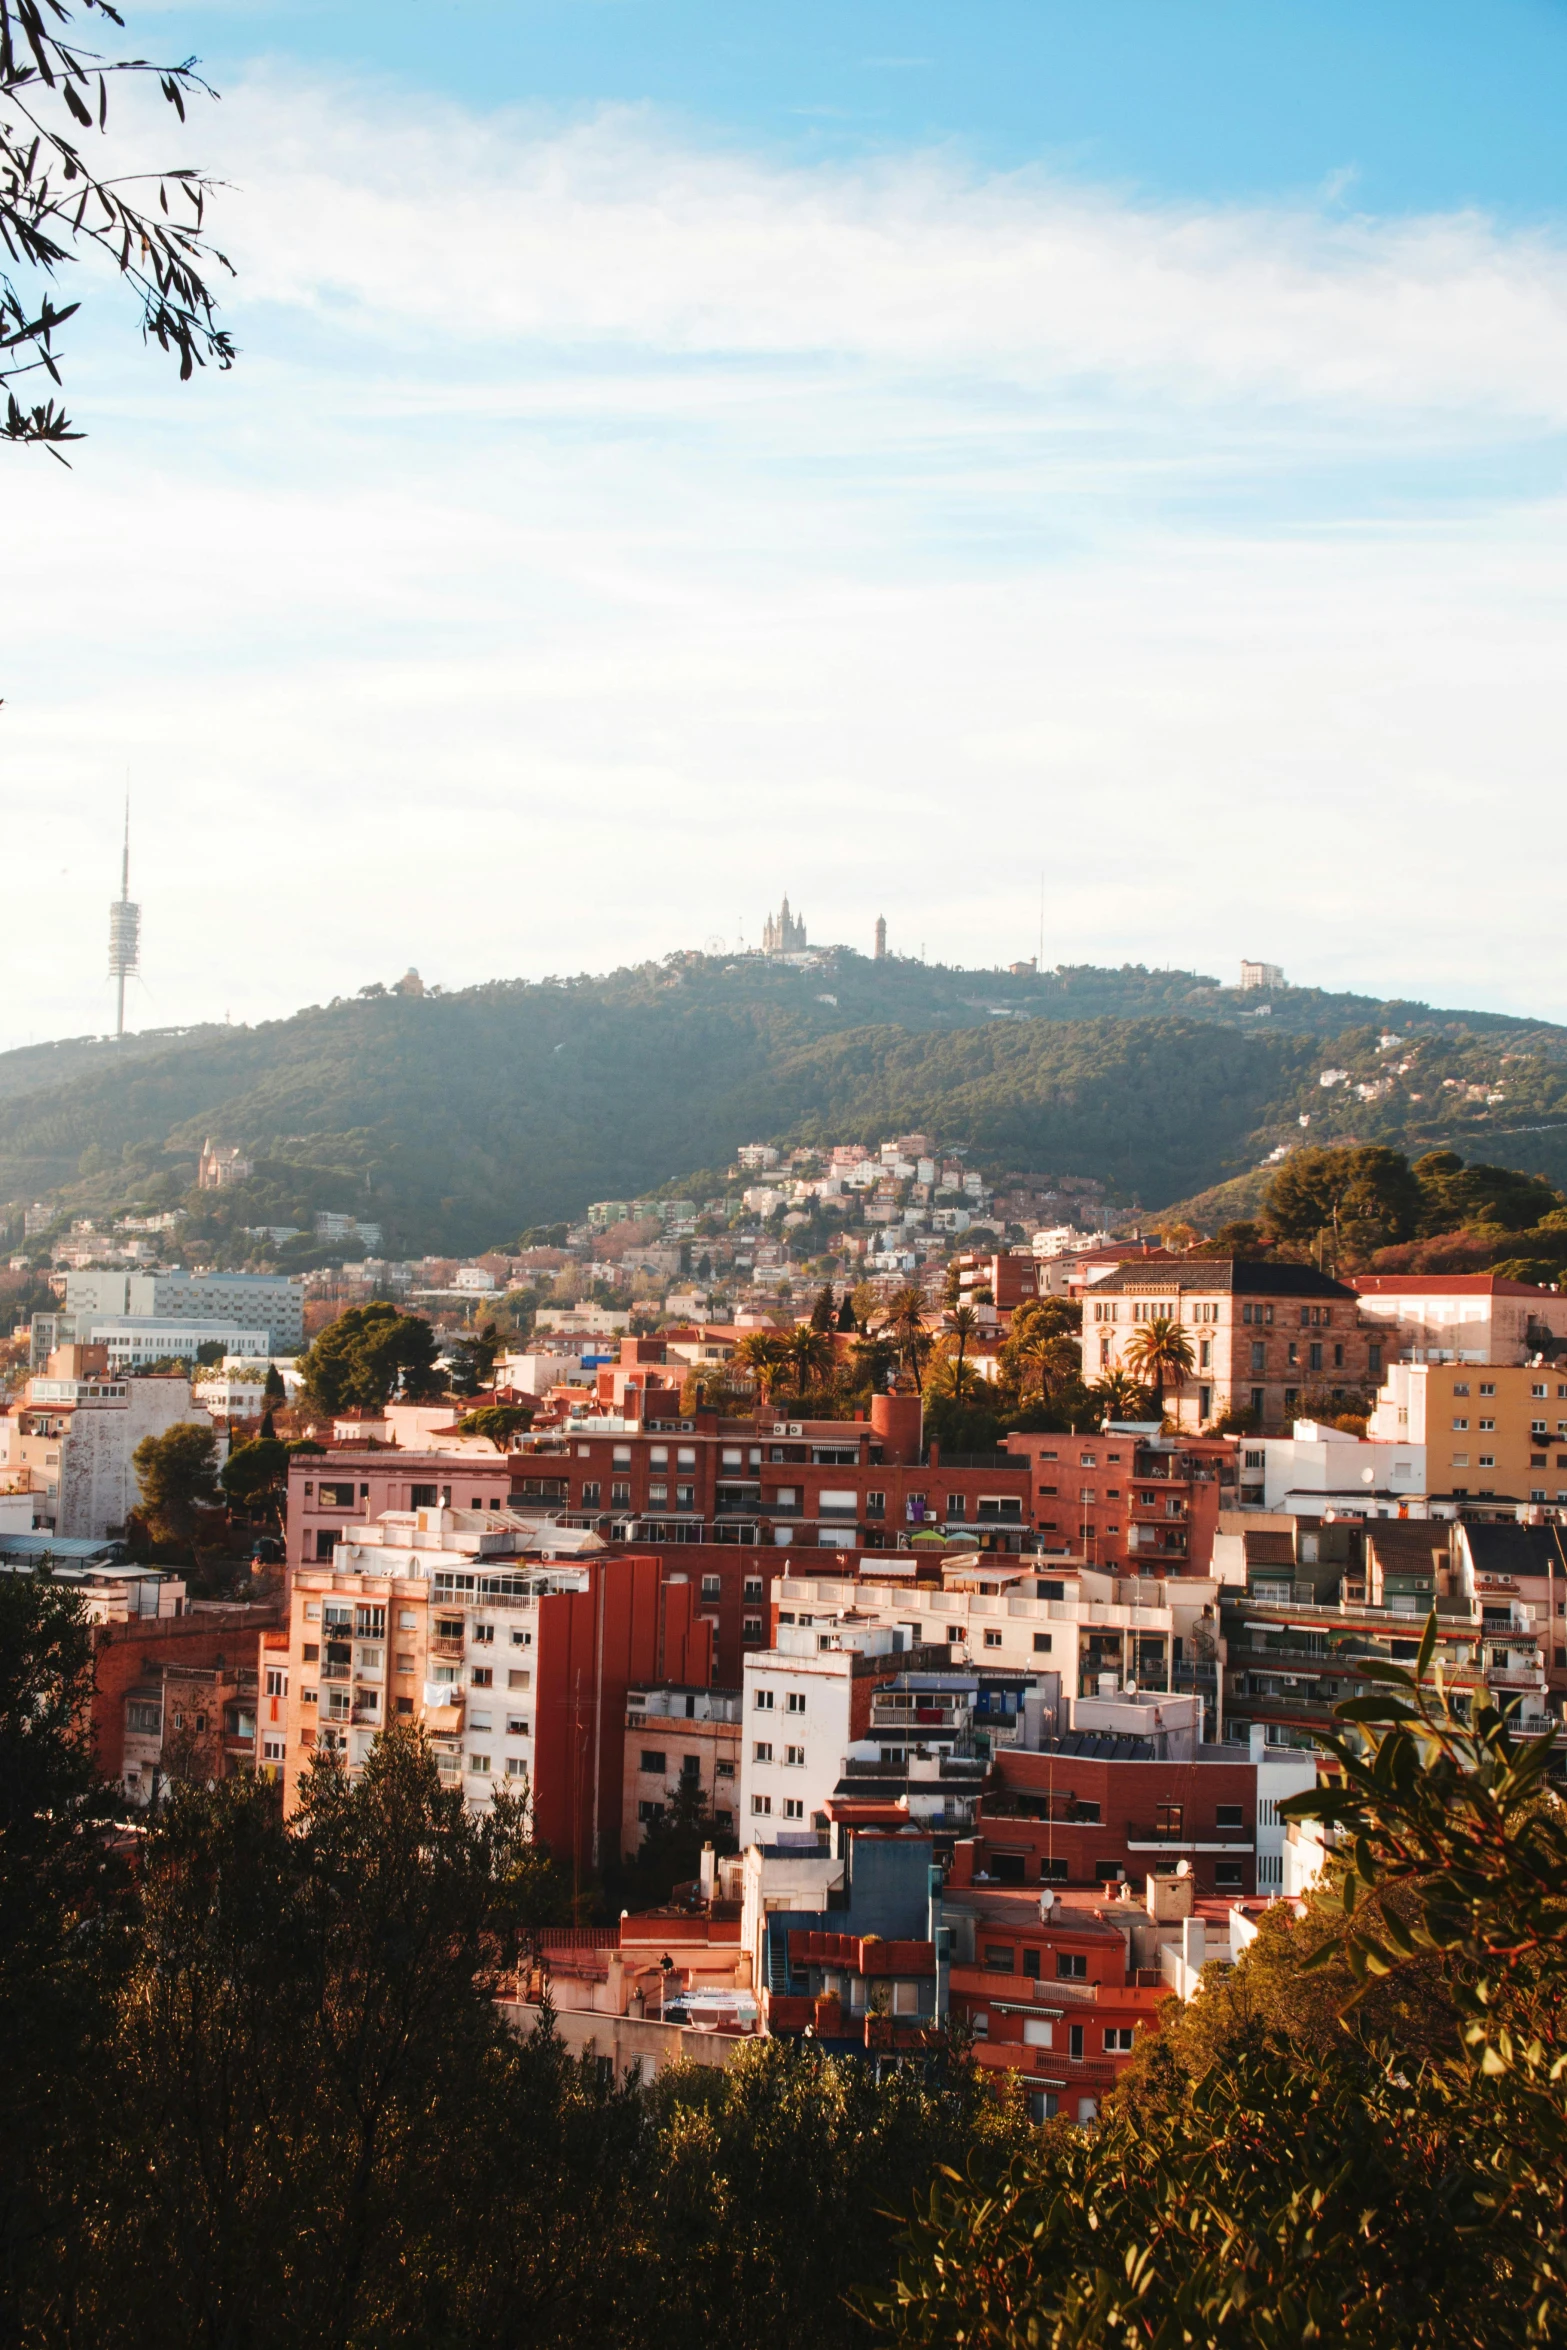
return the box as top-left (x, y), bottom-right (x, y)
top-left (107, 795), bottom-right (141, 1040)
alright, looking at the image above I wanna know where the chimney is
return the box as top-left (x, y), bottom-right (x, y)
top-left (870, 1390), bottom-right (923, 1466)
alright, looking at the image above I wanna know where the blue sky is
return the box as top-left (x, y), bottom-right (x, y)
top-left (6, 1), bottom-right (1567, 1044)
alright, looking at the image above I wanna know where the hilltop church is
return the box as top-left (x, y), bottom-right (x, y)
top-left (761, 895), bottom-right (807, 955)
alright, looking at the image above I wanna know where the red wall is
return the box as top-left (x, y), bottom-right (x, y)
top-left (531, 1554), bottom-right (666, 1876)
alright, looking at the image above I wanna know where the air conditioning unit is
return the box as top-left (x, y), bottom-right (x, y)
top-left (788, 1422), bottom-right (804, 1436)
top-left (772, 1423), bottom-right (789, 1436)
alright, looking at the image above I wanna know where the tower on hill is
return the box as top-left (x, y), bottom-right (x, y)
top-left (874, 914), bottom-right (887, 961)
top-left (762, 895), bottom-right (807, 955)
top-left (107, 797), bottom-right (141, 1040)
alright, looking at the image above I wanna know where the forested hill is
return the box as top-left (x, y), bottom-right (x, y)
top-left (4, 949), bottom-right (1567, 1255)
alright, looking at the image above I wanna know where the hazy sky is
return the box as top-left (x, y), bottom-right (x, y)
top-left (8, 1), bottom-right (1567, 1045)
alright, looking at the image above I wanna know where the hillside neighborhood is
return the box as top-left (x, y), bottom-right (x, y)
top-left (7, 1029), bottom-right (1567, 2121)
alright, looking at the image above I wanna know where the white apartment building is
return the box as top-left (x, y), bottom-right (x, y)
top-left (1350, 1274), bottom-right (1567, 1368)
top-left (740, 1622), bottom-right (926, 1840)
top-left (1241, 1420), bottom-right (1429, 1517)
top-left (774, 1559), bottom-right (1225, 1715)
top-left (64, 1269), bottom-right (305, 1351)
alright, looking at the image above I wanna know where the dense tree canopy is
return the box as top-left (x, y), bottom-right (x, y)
top-left (297, 1302), bottom-right (444, 1415)
top-left (131, 1419), bottom-right (220, 1551)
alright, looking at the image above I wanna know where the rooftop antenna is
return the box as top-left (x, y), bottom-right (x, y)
top-left (107, 793), bottom-right (141, 1041)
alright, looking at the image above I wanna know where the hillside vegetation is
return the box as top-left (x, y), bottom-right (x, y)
top-left (4, 951), bottom-right (1567, 1254)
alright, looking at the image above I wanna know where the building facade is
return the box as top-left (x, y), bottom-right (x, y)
top-left (0, 1348), bottom-right (209, 1539)
top-left (1350, 1273), bottom-right (1567, 1368)
top-left (1371, 1360), bottom-right (1567, 1507)
top-left (1085, 1259), bottom-right (1384, 1430)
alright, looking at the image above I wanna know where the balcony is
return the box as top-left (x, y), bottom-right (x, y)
top-left (430, 1637), bottom-right (464, 1660)
top-left (319, 1662), bottom-right (351, 1683)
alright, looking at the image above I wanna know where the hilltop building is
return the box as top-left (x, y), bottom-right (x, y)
top-left (762, 897), bottom-right (807, 955)
top-left (198, 1139), bottom-right (253, 1189)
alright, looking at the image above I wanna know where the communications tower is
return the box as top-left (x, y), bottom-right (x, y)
top-left (107, 798), bottom-right (141, 1039)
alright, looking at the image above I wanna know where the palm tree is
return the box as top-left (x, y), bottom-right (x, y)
top-left (925, 1350), bottom-right (981, 1406)
top-left (881, 1285), bottom-right (934, 1387)
top-left (1123, 1315), bottom-right (1196, 1417)
top-left (1089, 1368), bottom-right (1151, 1423)
top-left (733, 1330), bottom-right (787, 1402)
top-left (925, 1304), bottom-right (982, 1409)
top-left (1012, 1327), bottom-right (1081, 1406)
top-left (784, 1323), bottom-right (835, 1399)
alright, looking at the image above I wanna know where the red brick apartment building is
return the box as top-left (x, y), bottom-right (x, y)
top-left (1002, 1427), bottom-right (1237, 1570)
top-left (951, 1742), bottom-right (1266, 1899)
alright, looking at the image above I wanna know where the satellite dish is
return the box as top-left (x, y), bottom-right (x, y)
top-left (1125, 1677), bottom-right (1137, 1694)
top-left (1361, 1467), bottom-right (1375, 1485)
top-left (1176, 1858), bottom-right (1191, 1878)
top-left (1039, 1889), bottom-right (1056, 1917)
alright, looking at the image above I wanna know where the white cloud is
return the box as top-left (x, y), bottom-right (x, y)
top-left (5, 78), bottom-right (1567, 1052)
top-left (211, 83), bottom-right (1567, 424)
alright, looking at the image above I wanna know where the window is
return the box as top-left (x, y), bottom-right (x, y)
top-left (507, 1668), bottom-right (530, 1691)
top-left (410, 1484), bottom-right (437, 1508)
top-left (1104, 2027), bottom-right (1135, 2053)
top-left (1021, 1948), bottom-right (1040, 1979)
top-left (1479, 1454), bottom-right (1495, 1468)
top-left (785, 1744), bottom-right (805, 1767)
top-left (1215, 1860), bottom-right (1245, 1890)
top-left (1534, 1384), bottom-right (1549, 1399)
top-left (1453, 1417), bottom-right (1470, 1431)
top-left (716, 1760), bottom-right (735, 1778)
top-left (262, 1735), bottom-right (285, 1762)
top-left (611, 1481), bottom-right (631, 1506)
top-left (1480, 1418), bottom-right (1496, 1431)
top-left (1215, 1804), bottom-right (1244, 1830)
top-left (507, 1717), bottom-right (530, 1737)
top-left (865, 1489), bottom-right (885, 1518)
top-left (471, 1667), bottom-right (493, 1689)
top-left (782, 1798), bottom-right (804, 1820)
top-left (744, 1576), bottom-right (763, 1601)
top-left (127, 1701), bottom-right (161, 1734)
top-left (751, 1794), bottom-right (772, 1817)
top-left (1452, 1382), bottom-right (1471, 1397)
top-left (1250, 1342), bottom-right (1266, 1372)
top-left (754, 1688), bottom-right (774, 1711)
top-left (1058, 1952), bottom-right (1088, 1980)
top-left (1072, 1799), bottom-right (1101, 1824)
top-left (580, 1480), bottom-right (601, 1506)
top-left (701, 1575), bottom-right (722, 1599)
top-left (983, 1629), bottom-right (1003, 1649)
top-left (468, 1754), bottom-right (491, 1775)
top-left (754, 1741), bottom-right (773, 1762)
top-left (1480, 1382), bottom-right (1496, 1396)
top-left (1068, 2024), bottom-right (1085, 2059)
top-left (1032, 1632), bottom-right (1053, 1653)
top-left (786, 1691), bottom-right (806, 1713)
top-left (355, 1604), bottom-right (385, 1639)
top-left (265, 1667), bottom-right (288, 1697)
top-left (984, 1945), bottom-right (1015, 1973)
top-left (948, 1625), bottom-right (964, 1644)
top-left (640, 1749), bottom-right (667, 1774)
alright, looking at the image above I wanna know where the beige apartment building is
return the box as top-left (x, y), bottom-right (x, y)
top-left (1085, 1261), bottom-right (1383, 1432)
top-left (1372, 1362), bottom-right (1567, 1506)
